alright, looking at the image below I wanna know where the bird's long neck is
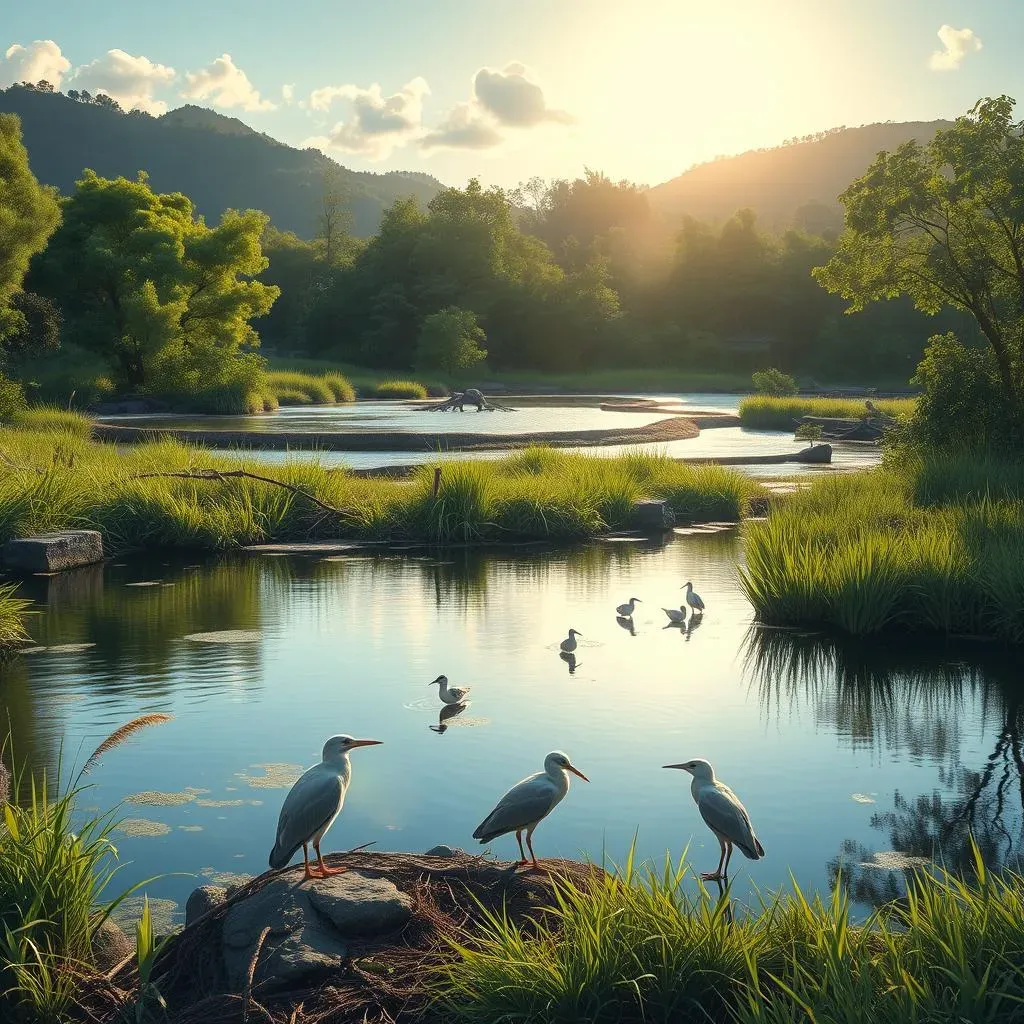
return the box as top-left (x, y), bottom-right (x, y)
top-left (325, 753), bottom-right (352, 785)
top-left (546, 765), bottom-right (571, 794)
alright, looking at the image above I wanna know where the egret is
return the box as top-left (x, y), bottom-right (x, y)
top-left (560, 629), bottom-right (582, 653)
top-left (683, 581), bottom-right (706, 614)
top-left (663, 758), bottom-right (764, 881)
top-left (429, 674), bottom-right (471, 704)
top-left (473, 751), bottom-right (589, 869)
top-left (615, 597), bottom-right (641, 617)
top-left (269, 734), bottom-right (381, 879)
top-left (662, 606), bottom-right (686, 624)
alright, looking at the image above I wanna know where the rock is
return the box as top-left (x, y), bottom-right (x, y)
top-left (186, 885), bottom-right (228, 927)
top-left (629, 500), bottom-right (674, 531)
top-left (91, 918), bottom-right (133, 972)
top-left (424, 844), bottom-right (461, 857)
top-left (2, 531), bottom-right (104, 574)
top-left (221, 871), bottom-right (412, 992)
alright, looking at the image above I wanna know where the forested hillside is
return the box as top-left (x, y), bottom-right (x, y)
top-left (0, 85), bottom-right (442, 237)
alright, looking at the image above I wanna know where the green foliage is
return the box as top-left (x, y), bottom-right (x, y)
top-left (739, 396), bottom-right (914, 430)
top-left (9, 406), bottom-right (92, 436)
top-left (2, 293), bottom-right (62, 366)
top-left (751, 367), bottom-right (797, 396)
top-left (416, 306), bottom-right (488, 374)
top-left (131, 897), bottom-right (169, 1022)
top-left (35, 171), bottom-right (278, 407)
top-left (794, 422), bottom-right (823, 441)
top-left (741, 459), bottom-right (1024, 641)
top-left (0, 584), bottom-right (31, 650)
top-left (364, 380), bottom-right (429, 399)
top-left (435, 846), bottom-right (1024, 1024)
top-left (266, 370), bottom-right (355, 405)
top-left (0, 375), bottom-right (27, 420)
top-left (815, 96), bottom-right (1024, 439)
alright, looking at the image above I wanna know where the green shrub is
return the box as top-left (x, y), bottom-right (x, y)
top-left (751, 367), bottom-right (798, 396)
top-left (0, 374), bottom-right (27, 420)
top-left (416, 306), bottom-right (488, 374)
top-left (275, 387), bottom-right (314, 406)
top-left (319, 372), bottom-right (356, 403)
top-left (366, 380), bottom-right (429, 400)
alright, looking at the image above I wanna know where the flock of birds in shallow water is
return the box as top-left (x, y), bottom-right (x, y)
top-left (269, 577), bottom-right (765, 883)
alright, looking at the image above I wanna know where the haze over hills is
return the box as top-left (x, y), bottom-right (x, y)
top-left (647, 120), bottom-right (952, 231)
top-left (0, 86), bottom-right (443, 238)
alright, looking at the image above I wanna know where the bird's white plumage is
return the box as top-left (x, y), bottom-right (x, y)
top-left (615, 597), bottom-right (641, 617)
top-left (430, 674), bottom-right (470, 704)
top-left (270, 755), bottom-right (350, 868)
top-left (662, 606), bottom-right (685, 623)
top-left (473, 752), bottom-right (578, 841)
top-left (691, 778), bottom-right (762, 859)
top-left (684, 582), bottom-right (705, 612)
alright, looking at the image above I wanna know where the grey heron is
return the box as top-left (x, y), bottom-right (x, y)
top-left (615, 597), bottom-right (641, 617)
top-left (663, 758), bottom-right (764, 881)
top-left (473, 751), bottom-right (589, 869)
top-left (683, 582), bottom-right (705, 614)
top-left (269, 734), bottom-right (381, 880)
top-left (429, 674), bottom-right (471, 704)
top-left (560, 629), bottom-right (582, 653)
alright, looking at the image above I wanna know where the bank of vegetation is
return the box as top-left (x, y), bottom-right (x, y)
top-left (738, 395), bottom-right (915, 430)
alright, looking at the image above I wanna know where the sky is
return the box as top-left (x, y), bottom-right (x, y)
top-left (1, 0), bottom-right (1022, 188)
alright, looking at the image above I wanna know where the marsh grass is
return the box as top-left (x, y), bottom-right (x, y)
top-left (0, 426), bottom-right (761, 551)
top-left (741, 458), bottom-right (1024, 642)
top-left (739, 396), bottom-right (915, 430)
top-left (362, 379), bottom-right (429, 400)
top-left (266, 370), bottom-right (355, 405)
top-left (0, 585), bottom-right (31, 650)
top-left (434, 847), bottom-right (1024, 1024)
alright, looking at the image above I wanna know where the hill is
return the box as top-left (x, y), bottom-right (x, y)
top-left (648, 121), bottom-right (952, 230)
top-left (0, 86), bottom-right (443, 237)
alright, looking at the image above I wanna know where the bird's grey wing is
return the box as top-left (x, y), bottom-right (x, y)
top-left (693, 594), bottom-right (706, 610)
top-left (473, 775), bottom-right (554, 841)
top-left (271, 769), bottom-right (344, 866)
top-left (697, 785), bottom-right (762, 859)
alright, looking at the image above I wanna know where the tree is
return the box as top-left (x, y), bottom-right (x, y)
top-left (0, 114), bottom-right (61, 347)
top-left (416, 307), bottom-right (488, 374)
top-left (37, 171), bottom-right (278, 393)
top-left (751, 367), bottom-right (797, 396)
top-left (814, 96), bottom-right (1024, 429)
top-left (317, 163), bottom-right (353, 267)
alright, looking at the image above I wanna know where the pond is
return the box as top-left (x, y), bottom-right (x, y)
top-left (4, 532), bottom-right (1017, 927)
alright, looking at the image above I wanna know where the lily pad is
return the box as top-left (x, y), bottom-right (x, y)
top-left (126, 790), bottom-right (198, 807)
top-left (199, 868), bottom-right (253, 887)
top-left (236, 763), bottom-right (303, 789)
top-left (183, 630), bottom-right (263, 644)
top-left (115, 818), bottom-right (171, 837)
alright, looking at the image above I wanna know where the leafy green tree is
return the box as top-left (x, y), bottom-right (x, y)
top-left (38, 171), bottom-right (278, 393)
top-left (416, 306), bottom-right (488, 374)
top-left (0, 114), bottom-right (61, 350)
top-left (752, 367), bottom-right (798, 396)
top-left (815, 96), bottom-right (1024, 427)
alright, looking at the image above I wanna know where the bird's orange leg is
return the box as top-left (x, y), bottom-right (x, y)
top-left (302, 842), bottom-right (319, 881)
top-left (514, 830), bottom-right (528, 866)
top-left (314, 841), bottom-right (348, 876)
top-left (525, 826), bottom-right (547, 872)
top-left (701, 837), bottom-right (728, 881)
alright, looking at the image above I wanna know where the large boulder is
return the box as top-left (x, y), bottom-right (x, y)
top-left (2, 531), bottom-right (104, 574)
top-left (630, 500), bottom-right (674, 530)
top-left (219, 872), bottom-right (413, 992)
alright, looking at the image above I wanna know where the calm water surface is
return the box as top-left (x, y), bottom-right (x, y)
top-left (4, 534), bottom-right (1012, 924)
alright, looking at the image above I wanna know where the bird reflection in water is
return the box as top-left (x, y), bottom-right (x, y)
top-left (615, 615), bottom-right (637, 636)
top-left (685, 614), bottom-right (703, 642)
top-left (430, 701), bottom-right (469, 734)
top-left (559, 651), bottom-right (579, 674)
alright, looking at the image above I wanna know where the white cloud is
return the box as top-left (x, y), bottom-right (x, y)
top-left (473, 62), bottom-right (571, 126)
top-left (929, 25), bottom-right (982, 71)
top-left (0, 39), bottom-right (71, 89)
top-left (282, 82), bottom-right (295, 104)
top-left (182, 53), bottom-right (275, 111)
top-left (302, 77), bottom-right (429, 158)
top-left (72, 49), bottom-right (175, 114)
top-left (421, 61), bottom-right (571, 151)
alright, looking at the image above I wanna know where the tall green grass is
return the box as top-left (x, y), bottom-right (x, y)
top-left (741, 457), bottom-right (1024, 641)
top-left (266, 370), bottom-right (355, 404)
top-left (434, 847), bottom-right (1024, 1024)
top-left (0, 585), bottom-right (31, 650)
top-left (739, 396), bottom-right (915, 430)
top-left (361, 379), bottom-right (429, 400)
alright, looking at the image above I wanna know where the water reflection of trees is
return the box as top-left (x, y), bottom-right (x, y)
top-left (742, 626), bottom-right (1024, 904)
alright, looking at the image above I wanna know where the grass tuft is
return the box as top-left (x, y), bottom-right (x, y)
top-left (739, 396), bottom-right (915, 430)
top-left (362, 380), bottom-right (430, 400)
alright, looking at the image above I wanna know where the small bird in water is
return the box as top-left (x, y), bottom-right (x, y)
top-left (662, 758), bottom-right (764, 881)
top-left (683, 581), bottom-right (706, 615)
top-left (269, 734), bottom-right (381, 880)
top-left (615, 597), bottom-right (641, 617)
top-left (560, 629), bottom-right (582, 653)
top-left (473, 751), bottom-right (589, 869)
top-left (428, 674), bottom-right (471, 705)
top-left (662, 606), bottom-right (686, 624)
top-left (430, 701), bottom-right (468, 734)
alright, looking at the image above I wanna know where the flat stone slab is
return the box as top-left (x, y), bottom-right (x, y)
top-left (630, 500), bottom-right (674, 530)
top-left (2, 531), bottom-right (103, 574)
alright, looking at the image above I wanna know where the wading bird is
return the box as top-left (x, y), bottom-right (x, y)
top-left (428, 674), bottom-right (471, 704)
top-left (615, 597), bottom-right (641, 617)
top-left (663, 758), bottom-right (763, 881)
top-left (662, 606), bottom-right (686, 624)
top-left (269, 734), bottom-right (381, 879)
top-left (560, 629), bottom-right (582, 653)
top-left (616, 615), bottom-right (636, 635)
top-left (683, 582), bottom-right (706, 614)
top-left (473, 751), bottom-right (589, 869)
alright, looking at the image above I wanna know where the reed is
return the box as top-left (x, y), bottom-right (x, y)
top-left (363, 379), bottom-right (429, 400)
top-left (739, 395), bottom-right (915, 430)
top-left (0, 584), bottom-right (31, 651)
top-left (266, 370), bottom-right (355, 405)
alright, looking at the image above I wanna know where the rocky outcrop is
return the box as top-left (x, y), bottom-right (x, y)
top-left (2, 530), bottom-right (104, 574)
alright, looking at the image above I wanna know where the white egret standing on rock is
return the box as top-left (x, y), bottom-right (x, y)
top-left (662, 606), bottom-right (686, 624)
top-left (560, 629), bottom-right (582, 653)
top-left (428, 674), bottom-right (471, 705)
top-left (615, 597), bottom-right (641, 617)
top-left (269, 734), bottom-right (381, 880)
top-left (663, 758), bottom-right (764, 881)
top-left (473, 751), bottom-right (589, 869)
top-left (683, 582), bottom-right (705, 614)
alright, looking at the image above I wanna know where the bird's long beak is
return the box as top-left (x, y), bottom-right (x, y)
top-left (349, 739), bottom-right (382, 748)
top-left (663, 763), bottom-right (689, 771)
top-left (567, 765), bottom-right (590, 782)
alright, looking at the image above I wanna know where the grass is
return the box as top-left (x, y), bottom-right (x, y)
top-left (266, 370), bottom-right (355, 405)
top-left (432, 846), bottom-right (1024, 1024)
top-left (0, 418), bottom-right (762, 551)
top-left (360, 379), bottom-right (429, 400)
top-left (8, 406), bottom-right (94, 437)
top-left (739, 396), bottom-right (916, 430)
top-left (0, 584), bottom-right (31, 650)
top-left (740, 453), bottom-right (1024, 642)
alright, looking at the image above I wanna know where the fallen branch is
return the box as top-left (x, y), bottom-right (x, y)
top-left (131, 469), bottom-right (347, 517)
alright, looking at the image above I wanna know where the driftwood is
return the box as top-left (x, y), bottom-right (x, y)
top-left (418, 388), bottom-right (512, 412)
